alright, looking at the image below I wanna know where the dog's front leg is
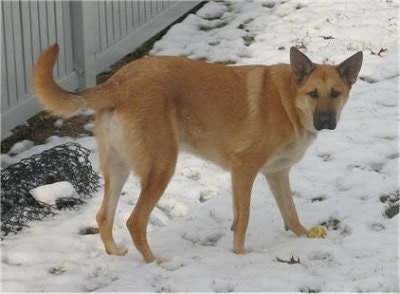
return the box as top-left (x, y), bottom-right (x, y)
top-left (230, 166), bottom-right (258, 254)
top-left (264, 169), bottom-right (308, 236)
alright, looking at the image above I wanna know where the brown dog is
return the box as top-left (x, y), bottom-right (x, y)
top-left (33, 44), bottom-right (362, 263)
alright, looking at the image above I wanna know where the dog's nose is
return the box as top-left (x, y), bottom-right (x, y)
top-left (314, 112), bottom-right (336, 130)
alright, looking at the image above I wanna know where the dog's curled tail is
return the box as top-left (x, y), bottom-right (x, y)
top-left (33, 43), bottom-right (113, 117)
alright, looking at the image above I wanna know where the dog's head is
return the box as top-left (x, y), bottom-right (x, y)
top-left (290, 47), bottom-right (363, 132)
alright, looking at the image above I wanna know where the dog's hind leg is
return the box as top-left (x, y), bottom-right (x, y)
top-left (264, 169), bottom-right (308, 236)
top-left (126, 156), bottom-right (177, 263)
top-left (124, 111), bottom-right (179, 262)
top-left (96, 145), bottom-right (130, 256)
top-left (127, 168), bottom-right (174, 263)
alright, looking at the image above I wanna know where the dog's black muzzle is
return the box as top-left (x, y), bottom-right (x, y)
top-left (314, 111), bottom-right (337, 130)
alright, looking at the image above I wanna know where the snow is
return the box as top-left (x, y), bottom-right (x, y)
top-left (30, 182), bottom-right (77, 205)
top-left (7, 140), bottom-right (34, 156)
top-left (54, 119), bottom-right (64, 128)
top-left (1, 0), bottom-right (399, 292)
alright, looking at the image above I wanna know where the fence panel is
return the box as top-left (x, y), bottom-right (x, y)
top-left (93, 1), bottom-right (201, 74)
top-left (1, 0), bottom-right (77, 137)
top-left (1, 0), bottom-right (201, 138)
top-left (1, 18), bottom-right (7, 113)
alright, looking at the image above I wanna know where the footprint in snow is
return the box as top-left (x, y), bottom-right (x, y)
top-left (181, 231), bottom-right (224, 247)
top-left (209, 209), bottom-right (225, 224)
top-left (151, 274), bottom-right (174, 292)
top-left (368, 222), bottom-right (385, 232)
top-left (159, 257), bottom-right (186, 271)
top-left (78, 226), bottom-right (99, 235)
top-left (84, 264), bottom-right (118, 292)
top-left (320, 217), bottom-right (352, 237)
top-left (299, 286), bottom-right (321, 293)
top-left (308, 251), bottom-right (335, 264)
top-left (199, 190), bottom-right (218, 203)
top-left (311, 195), bottom-right (327, 203)
top-left (150, 208), bottom-right (170, 227)
top-left (181, 231), bottom-right (201, 245)
top-left (212, 278), bottom-right (236, 293)
top-left (200, 232), bottom-right (224, 247)
top-left (2, 252), bottom-right (27, 266)
top-left (182, 169), bottom-right (201, 181)
top-left (156, 199), bottom-right (188, 218)
top-left (49, 262), bottom-right (68, 276)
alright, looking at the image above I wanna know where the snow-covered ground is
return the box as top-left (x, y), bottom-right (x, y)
top-left (1, 0), bottom-right (399, 292)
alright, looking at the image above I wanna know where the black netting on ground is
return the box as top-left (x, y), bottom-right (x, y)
top-left (1, 143), bottom-right (100, 237)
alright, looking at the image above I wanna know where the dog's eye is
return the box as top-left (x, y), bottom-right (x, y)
top-left (331, 89), bottom-right (341, 98)
top-left (308, 89), bottom-right (319, 99)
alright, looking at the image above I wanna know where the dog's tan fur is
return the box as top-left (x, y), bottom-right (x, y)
top-left (33, 44), bottom-right (362, 263)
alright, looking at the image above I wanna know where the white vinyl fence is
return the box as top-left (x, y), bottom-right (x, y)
top-left (1, 0), bottom-right (201, 138)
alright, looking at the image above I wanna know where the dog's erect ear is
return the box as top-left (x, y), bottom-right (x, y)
top-left (290, 47), bottom-right (316, 84)
top-left (336, 51), bottom-right (363, 85)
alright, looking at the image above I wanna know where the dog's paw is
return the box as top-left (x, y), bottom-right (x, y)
top-left (232, 246), bottom-right (247, 255)
top-left (155, 256), bottom-right (169, 264)
top-left (106, 246), bottom-right (128, 256)
top-left (288, 223), bottom-right (309, 236)
top-left (158, 257), bottom-right (186, 271)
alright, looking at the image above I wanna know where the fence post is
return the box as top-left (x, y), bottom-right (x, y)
top-left (70, 1), bottom-right (98, 89)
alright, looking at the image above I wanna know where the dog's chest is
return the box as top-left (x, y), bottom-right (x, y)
top-left (262, 133), bottom-right (316, 173)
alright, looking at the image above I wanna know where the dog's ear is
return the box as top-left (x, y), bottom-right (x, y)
top-left (290, 47), bottom-right (315, 84)
top-left (336, 51), bottom-right (363, 85)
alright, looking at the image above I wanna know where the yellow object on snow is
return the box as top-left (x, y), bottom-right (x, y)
top-left (308, 226), bottom-right (328, 238)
